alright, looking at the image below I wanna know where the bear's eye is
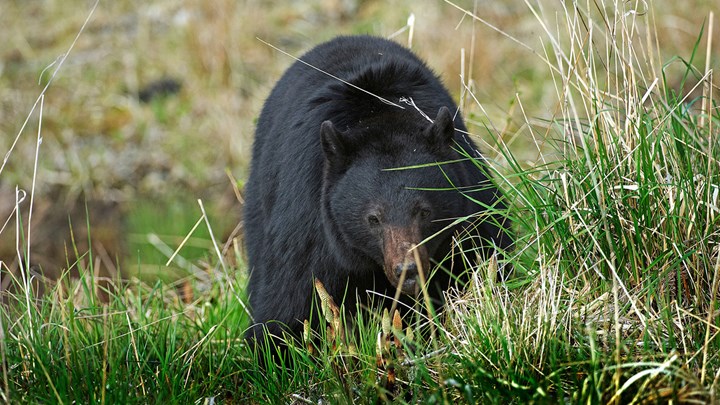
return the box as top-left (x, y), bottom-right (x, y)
top-left (367, 214), bottom-right (381, 226)
top-left (419, 208), bottom-right (431, 219)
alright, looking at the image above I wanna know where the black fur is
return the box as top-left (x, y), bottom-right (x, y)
top-left (243, 35), bottom-right (511, 347)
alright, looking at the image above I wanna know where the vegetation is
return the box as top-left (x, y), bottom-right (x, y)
top-left (1, 0), bottom-right (718, 403)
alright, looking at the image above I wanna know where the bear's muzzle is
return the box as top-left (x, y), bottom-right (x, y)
top-left (382, 226), bottom-right (429, 296)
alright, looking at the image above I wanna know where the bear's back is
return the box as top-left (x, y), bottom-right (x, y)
top-left (260, 36), bottom-right (454, 132)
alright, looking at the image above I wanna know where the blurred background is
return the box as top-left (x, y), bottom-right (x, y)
top-left (1, 0), bottom-right (717, 288)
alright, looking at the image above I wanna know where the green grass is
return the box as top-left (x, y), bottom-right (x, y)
top-left (2, 272), bottom-right (247, 403)
top-left (1, 0), bottom-right (719, 404)
top-left (126, 198), bottom-right (219, 273)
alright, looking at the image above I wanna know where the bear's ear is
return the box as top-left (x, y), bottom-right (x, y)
top-left (320, 120), bottom-right (347, 165)
top-left (425, 106), bottom-right (455, 146)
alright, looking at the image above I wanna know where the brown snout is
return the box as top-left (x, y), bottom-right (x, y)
top-left (383, 226), bottom-right (429, 296)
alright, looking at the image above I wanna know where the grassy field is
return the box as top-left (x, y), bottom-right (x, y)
top-left (1, 0), bottom-right (719, 403)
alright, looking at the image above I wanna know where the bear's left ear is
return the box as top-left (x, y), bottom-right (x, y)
top-left (320, 120), bottom-right (347, 165)
top-left (424, 106), bottom-right (455, 146)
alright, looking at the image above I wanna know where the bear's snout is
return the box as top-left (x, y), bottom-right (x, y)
top-left (393, 261), bottom-right (419, 295)
top-left (394, 261), bottom-right (418, 281)
top-left (383, 226), bottom-right (429, 296)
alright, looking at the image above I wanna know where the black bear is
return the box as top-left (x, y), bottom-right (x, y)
top-left (244, 35), bottom-right (512, 347)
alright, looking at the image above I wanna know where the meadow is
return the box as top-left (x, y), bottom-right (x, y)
top-left (0, 0), bottom-right (718, 403)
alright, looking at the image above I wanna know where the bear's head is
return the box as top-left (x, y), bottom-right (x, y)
top-left (320, 107), bottom-right (467, 296)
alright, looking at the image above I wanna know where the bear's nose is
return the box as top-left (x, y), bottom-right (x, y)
top-left (394, 261), bottom-right (419, 281)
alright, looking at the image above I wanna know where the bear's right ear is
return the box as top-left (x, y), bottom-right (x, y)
top-left (320, 120), bottom-right (346, 165)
